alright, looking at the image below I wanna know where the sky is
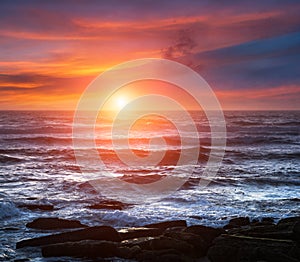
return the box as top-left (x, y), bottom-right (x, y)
top-left (0, 0), bottom-right (299, 110)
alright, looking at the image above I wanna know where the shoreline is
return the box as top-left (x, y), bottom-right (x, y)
top-left (13, 215), bottom-right (300, 261)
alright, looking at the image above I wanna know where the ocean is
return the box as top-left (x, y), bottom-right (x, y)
top-left (0, 110), bottom-right (299, 261)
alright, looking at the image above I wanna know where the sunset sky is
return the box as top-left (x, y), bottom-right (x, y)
top-left (0, 0), bottom-right (299, 110)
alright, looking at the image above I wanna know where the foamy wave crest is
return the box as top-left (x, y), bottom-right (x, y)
top-left (0, 201), bottom-right (19, 219)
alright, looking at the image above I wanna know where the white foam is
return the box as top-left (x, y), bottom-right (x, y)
top-left (0, 201), bottom-right (19, 219)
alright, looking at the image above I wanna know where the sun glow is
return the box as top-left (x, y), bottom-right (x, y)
top-left (115, 96), bottom-right (128, 109)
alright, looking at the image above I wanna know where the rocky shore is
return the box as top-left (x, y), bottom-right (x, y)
top-left (16, 216), bottom-right (300, 261)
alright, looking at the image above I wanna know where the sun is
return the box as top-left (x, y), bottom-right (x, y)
top-left (115, 96), bottom-right (128, 109)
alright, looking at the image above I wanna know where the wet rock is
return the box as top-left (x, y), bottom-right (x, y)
top-left (87, 199), bottom-right (132, 210)
top-left (278, 217), bottom-right (300, 226)
top-left (117, 245), bottom-right (142, 259)
top-left (164, 231), bottom-right (208, 257)
top-left (18, 204), bottom-right (54, 211)
top-left (144, 220), bottom-right (187, 230)
top-left (143, 236), bottom-right (193, 253)
top-left (121, 236), bottom-right (157, 248)
top-left (164, 226), bottom-right (186, 233)
top-left (26, 217), bottom-right (88, 230)
top-left (289, 243), bottom-right (300, 260)
top-left (223, 217), bottom-right (250, 229)
top-left (135, 249), bottom-right (186, 262)
top-left (184, 225), bottom-right (225, 243)
top-left (16, 226), bottom-right (121, 248)
top-left (227, 224), bottom-right (295, 241)
top-left (262, 217), bottom-right (275, 224)
top-left (207, 234), bottom-right (295, 262)
top-left (293, 222), bottom-right (300, 242)
top-left (42, 240), bottom-right (118, 258)
top-left (119, 227), bottom-right (163, 240)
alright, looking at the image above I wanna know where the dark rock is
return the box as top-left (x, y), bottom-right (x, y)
top-left (122, 235), bottom-right (192, 255)
top-left (227, 224), bottom-right (295, 241)
top-left (17, 226), bottom-right (121, 248)
top-left (117, 245), bottom-right (142, 259)
top-left (262, 217), bottom-right (275, 224)
top-left (87, 199), bottom-right (132, 210)
top-left (278, 217), bottom-right (300, 226)
top-left (164, 231), bottom-right (208, 257)
top-left (121, 236), bottom-right (157, 248)
top-left (223, 217), bottom-right (250, 229)
top-left (119, 227), bottom-right (163, 240)
top-left (144, 220), bottom-right (187, 230)
top-left (289, 243), bottom-right (300, 260)
top-left (18, 204), bottom-right (54, 211)
top-left (42, 240), bottom-right (118, 258)
top-left (164, 226), bottom-right (186, 233)
top-left (143, 236), bottom-right (193, 253)
top-left (293, 222), bottom-right (300, 242)
top-left (208, 234), bottom-right (295, 262)
top-left (26, 217), bottom-right (88, 230)
top-left (135, 249), bottom-right (185, 262)
top-left (184, 225), bottom-right (225, 243)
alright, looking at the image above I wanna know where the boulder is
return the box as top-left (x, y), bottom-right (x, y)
top-left (144, 220), bottom-right (187, 230)
top-left (227, 224), bottom-right (294, 241)
top-left (223, 217), bottom-right (250, 229)
top-left (278, 217), bottom-right (300, 226)
top-left (26, 217), bottom-right (88, 230)
top-left (164, 231), bottom-right (208, 257)
top-left (42, 240), bottom-right (118, 258)
top-left (208, 234), bottom-right (295, 262)
top-left (293, 222), bottom-right (300, 242)
top-left (144, 236), bottom-right (193, 253)
top-left (135, 248), bottom-right (185, 262)
top-left (184, 225), bottom-right (225, 243)
top-left (16, 226), bottom-right (121, 248)
top-left (119, 227), bottom-right (163, 240)
top-left (117, 245), bottom-right (142, 259)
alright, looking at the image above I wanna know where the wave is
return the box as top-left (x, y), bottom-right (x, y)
top-left (0, 154), bottom-right (24, 164)
top-left (0, 201), bottom-right (19, 219)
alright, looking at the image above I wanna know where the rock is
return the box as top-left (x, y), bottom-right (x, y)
top-left (227, 224), bottom-right (294, 241)
top-left (135, 248), bottom-right (185, 262)
top-left (42, 240), bottom-right (118, 258)
top-left (223, 217), bottom-right (250, 229)
top-left (208, 234), bottom-right (295, 262)
top-left (18, 204), bottom-right (54, 211)
top-left (164, 226), bottom-right (186, 233)
top-left (117, 245), bottom-right (142, 259)
top-left (278, 217), bottom-right (300, 226)
top-left (292, 222), bottom-right (300, 242)
top-left (16, 226), bottom-right (121, 248)
top-left (289, 243), bottom-right (300, 260)
top-left (144, 220), bottom-right (187, 230)
top-left (144, 236), bottom-right (193, 253)
top-left (87, 199), bottom-right (132, 210)
top-left (262, 217), bottom-right (275, 224)
top-left (164, 231), bottom-right (208, 257)
top-left (184, 225), bottom-right (225, 243)
top-left (119, 227), bottom-right (163, 240)
top-left (26, 217), bottom-right (88, 230)
top-left (121, 236), bottom-right (157, 248)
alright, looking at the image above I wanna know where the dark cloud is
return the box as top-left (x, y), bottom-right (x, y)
top-left (191, 31), bottom-right (300, 90)
top-left (161, 29), bottom-right (196, 61)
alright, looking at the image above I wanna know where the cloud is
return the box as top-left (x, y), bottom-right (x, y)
top-left (161, 29), bottom-right (197, 67)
